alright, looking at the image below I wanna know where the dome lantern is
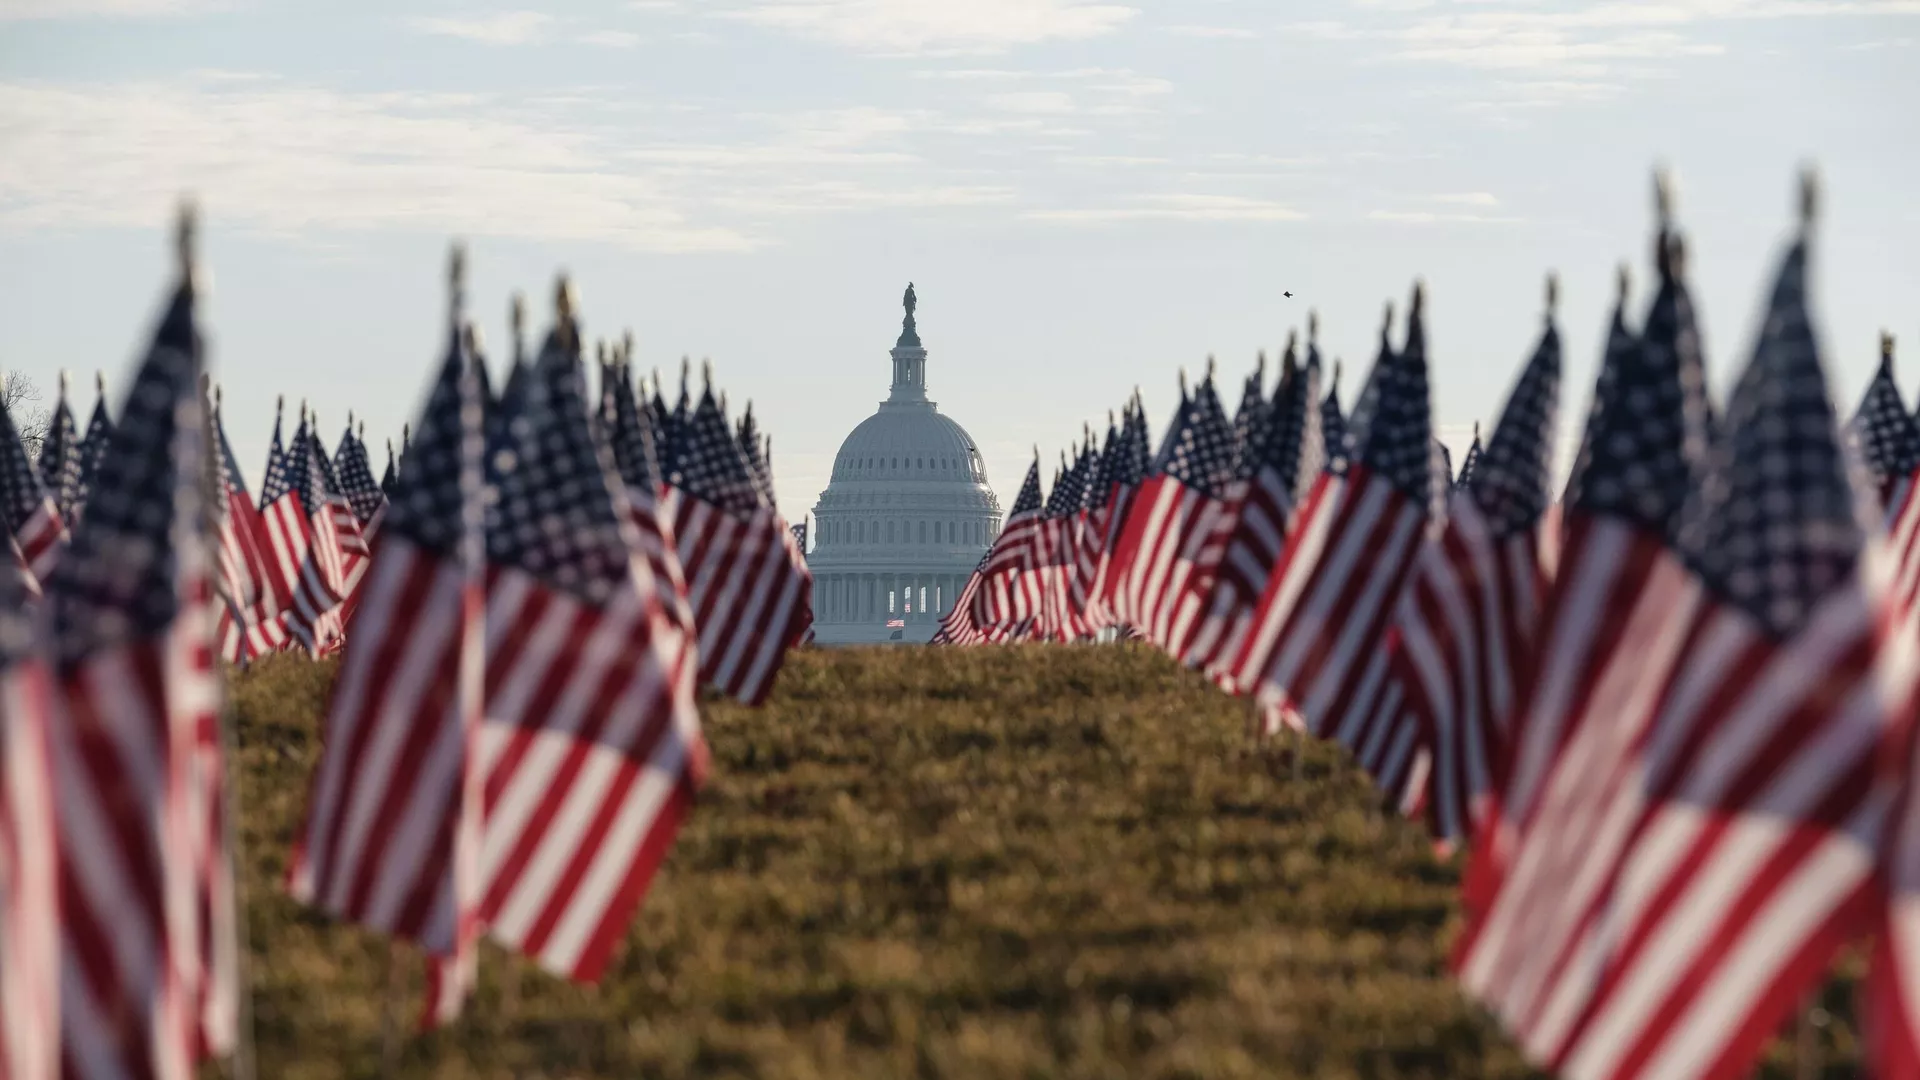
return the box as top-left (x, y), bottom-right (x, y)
top-left (888, 281), bottom-right (930, 404)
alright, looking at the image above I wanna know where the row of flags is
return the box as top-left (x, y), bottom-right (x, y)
top-left (936, 171), bottom-right (1920, 1080)
top-left (0, 221), bottom-right (814, 1076)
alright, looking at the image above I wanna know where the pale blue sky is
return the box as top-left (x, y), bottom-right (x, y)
top-left (2, 0), bottom-right (1917, 519)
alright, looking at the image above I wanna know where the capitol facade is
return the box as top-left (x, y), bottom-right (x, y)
top-left (806, 285), bottom-right (1002, 644)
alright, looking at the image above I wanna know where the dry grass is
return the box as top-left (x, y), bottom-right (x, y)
top-left (225, 644), bottom-right (1850, 1079)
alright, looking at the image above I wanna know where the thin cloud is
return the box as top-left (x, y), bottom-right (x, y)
top-left (0, 76), bottom-right (744, 251)
top-left (409, 10), bottom-right (553, 45)
top-left (1337, 0), bottom-right (1920, 77)
top-left (986, 91), bottom-right (1078, 114)
top-left (719, 0), bottom-right (1137, 54)
top-left (1166, 25), bottom-right (1258, 39)
top-left (0, 0), bottom-right (227, 16)
top-left (1368, 209), bottom-right (1524, 224)
top-left (1428, 192), bottom-right (1500, 206)
top-left (579, 29), bottom-right (643, 47)
top-left (0, 79), bottom-right (1065, 246)
top-left (1032, 194), bottom-right (1307, 223)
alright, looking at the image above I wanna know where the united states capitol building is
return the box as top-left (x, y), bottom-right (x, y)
top-left (806, 285), bottom-right (1002, 644)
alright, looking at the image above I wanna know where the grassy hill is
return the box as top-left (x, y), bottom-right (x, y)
top-left (227, 644), bottom-right (1850, 1078)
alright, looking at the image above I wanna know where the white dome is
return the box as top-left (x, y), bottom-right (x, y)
top-left (831, 404), bottom-right (989, 486)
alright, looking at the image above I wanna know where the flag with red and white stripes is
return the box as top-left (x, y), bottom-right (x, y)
top-left (210, 394), bottom-right (290, 663)
top-left (1454, 193), bottom-right (1899, 1080)
top-left (1383, 286), bottom-right (1562, 846)
top-left (1232, 291), bottom-right (1435, 745)
top-left (1184, 332), bottom-right (1323, 685)
top-left (0, 517), bottom-right (57, 1080)
top-left (1034, 444), bottom-right (1094, 641)
top-left (1059, 413), bottom-right (1121, 635)
top-left (0, 390), bottom-right (67, 586)
top-left (1102, 368), bottom-right (1240, 658)
top-left (261, 416), bottom-right (350, 656)
top-left (46, 247), bottom-right (238, 1078)
top-left (325, 419), bottom-right (387, 643)
top-left (932, 550), bottom-right (996, 645)
top-left (970, 456), bottom-right (1047, 634)
top-left (289, 261), bottom-right (487, 1027)
top-left (1082, 401), bottom-right (1152, 636)
top-left (664, 374), bottom-right (811, 705)
top-left (315, 425), bottom-right (372, 634)
top-left (603, 351), bottom-right (693, 640)
top-left (1457, 230), bottom-right (1713, 912)
top-left (474, 292), bottom-right (706, 985)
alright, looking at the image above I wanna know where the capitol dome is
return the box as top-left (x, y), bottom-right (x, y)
top-left (831, 410), bottom-right (987, 484)
top-left (807, 284), bottom-right (1002, 644)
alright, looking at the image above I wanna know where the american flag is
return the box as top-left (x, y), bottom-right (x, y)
top-left (1103, 368), bottom-right (1240, 656)
top-left (1233, 290), bottom-right (1434, 746)
top-left (1034, 444), bottom-right (1094, 641)
top-left (664, 373), bottom-right (812, 705)
top-left (0, 387), bottom-right (67, 585)
top-left (737, 403), bottom-right (776, 506)
top-left (46, 237), bottom-right (237, 1077)
top-left (932, 550), bottom-right (996, 645)
top-left (1232, 354), bottom-right (1271, 477)
top-left (0, 496), bottom-right (57, 1080)
top-left (1460, 181), bottom-right (1918, 1080)
top-left (1430, 438), bottom-right (1454, 505)
top-left (1382, 283), bottom-right (1562, 848)
top-left (38, 374), bottom-right (82, 525)
top-left (263, 414), bottom-right (350, 656)
top-left (1083, 400), bottom-right (1152, 635)
top-left (259, 397), bottom-right (287, 505)
top-left (210, 392), bottom-right (291, 663)
top-left (379, 440), bottom-right (399, 501)
top-left (326, 422), bottom-right (385, 639)
top-left (474, 288), bottom-right (706, 986)
top-left (255, 399), bottom-right (295, 597)
top-left (312, 419), bottom-right (371, 563)
top-left (1879, 339), bottom-right (1920, 645)
top-left (1184, 333), bottom-right (1324, 685)
top-left (1320, 359), bottom-right (1348, 468)
top-left (333, 420), bottom-right (388, 527)
top-left (603, 350), bottom-right (695, 639)
top-left (1455, 424), bottom-right (1484, 489)
top-left (1848, 331), bottom-right (1918, 514)
top-left (971, 456), bottom-right (1046, 633)
top-left (887, 617), bottom-right (905, 629)
top-left (68, 375), bottom-right (113, 526)
top-left (1457, 207), bottom-right (1715, 912)
top-left (289, 252), bottom-right (487, 1026)
top-left (1059, 415), bottom-right (1118, 635)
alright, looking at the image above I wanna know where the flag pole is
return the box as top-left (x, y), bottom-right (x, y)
top-left (183, 199), bottom-right (260, 1080)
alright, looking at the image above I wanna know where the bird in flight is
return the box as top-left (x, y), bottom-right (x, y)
top-left (1283, 291), bottom-right (1294, 298)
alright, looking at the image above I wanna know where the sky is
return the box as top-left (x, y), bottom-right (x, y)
top-left (1, 0), bottom-right (1917, 522)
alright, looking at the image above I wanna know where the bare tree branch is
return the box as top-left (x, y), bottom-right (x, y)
top-left (2, 372), bottom-right (50, 461)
